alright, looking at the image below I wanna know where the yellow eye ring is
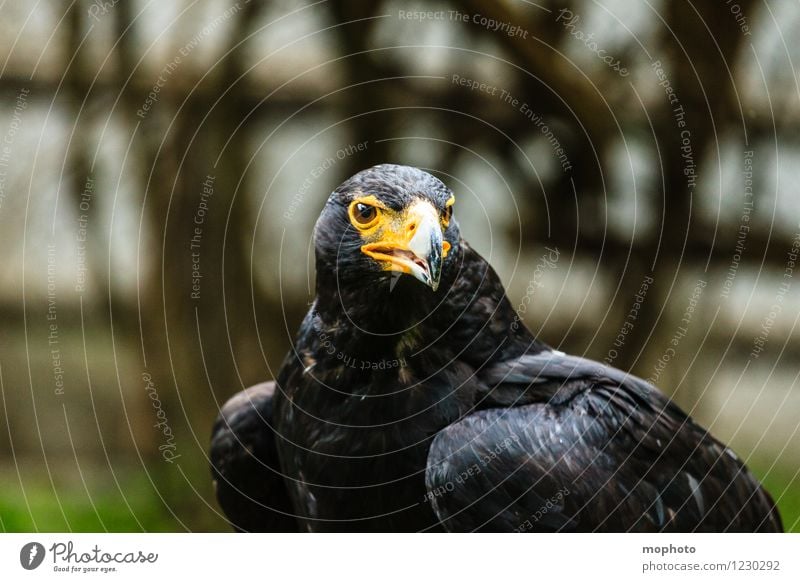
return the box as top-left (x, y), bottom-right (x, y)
top-left (349, 200), bottom-right (380, 229)
top-left (442, 195), bottom-right (455, 227)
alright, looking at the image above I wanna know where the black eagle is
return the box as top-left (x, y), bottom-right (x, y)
top-left (210, 164), bottom-right (782, 532)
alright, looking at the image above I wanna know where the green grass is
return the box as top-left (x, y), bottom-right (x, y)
top-left (751, 462), bottom-right (800, 532)
top-left (0, 475), bottom-right (179, 532)
top-left (2, 460), bottom-right (797, 532)
top-left (0, 456), bottom-right (236, 532)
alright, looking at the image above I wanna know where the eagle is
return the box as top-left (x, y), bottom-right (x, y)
top-left (210, 164), bottom-right (782, 532)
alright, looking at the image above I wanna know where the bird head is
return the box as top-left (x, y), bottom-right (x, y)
top-left (314, 164), bottom-right (460, 293)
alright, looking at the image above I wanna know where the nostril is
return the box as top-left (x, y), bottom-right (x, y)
top-left (408, 223), bottom-right (416, 232)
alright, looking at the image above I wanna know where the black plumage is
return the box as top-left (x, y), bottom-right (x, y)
top-left (211, 164), bottom-right (782, 532)
top-left (210, 382), bottom-right (297, 531)
top-left (427, 352), bottom-right (781, 531)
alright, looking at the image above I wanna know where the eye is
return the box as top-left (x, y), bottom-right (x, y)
top-left (442, 205), bottom-right (453, 225)
top-left (350, 201), bottom-right (379, 227)
top-left (442, 196), bottom-right (455, 226)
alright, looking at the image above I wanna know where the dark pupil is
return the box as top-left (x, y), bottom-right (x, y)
top-left (356, 203), bottom-right (375, 222)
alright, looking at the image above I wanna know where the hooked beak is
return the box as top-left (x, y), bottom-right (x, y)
top-left (361, 199), bottom-right (450, 291)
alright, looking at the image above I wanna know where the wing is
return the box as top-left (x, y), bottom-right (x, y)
top-left (425, 351), bottom-right (782, 532)
top-left (210, 382), bottom-right (299, 532)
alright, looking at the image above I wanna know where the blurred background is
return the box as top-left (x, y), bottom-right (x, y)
top-left (0, 0), bottom-right (799, 532)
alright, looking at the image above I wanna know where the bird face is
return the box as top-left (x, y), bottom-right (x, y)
top-left (351, 193), bottom-right (453, 291)
top-left (315, 164), bottom-right (459, 293)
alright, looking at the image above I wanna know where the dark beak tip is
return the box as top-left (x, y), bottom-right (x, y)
top-left (426, 236), bottom-right (445, 291)
top-left (427, 264), bottom-right (442, 292)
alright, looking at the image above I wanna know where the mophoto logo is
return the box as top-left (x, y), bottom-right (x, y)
top-left (20, 542), bottom-right (46, 570)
